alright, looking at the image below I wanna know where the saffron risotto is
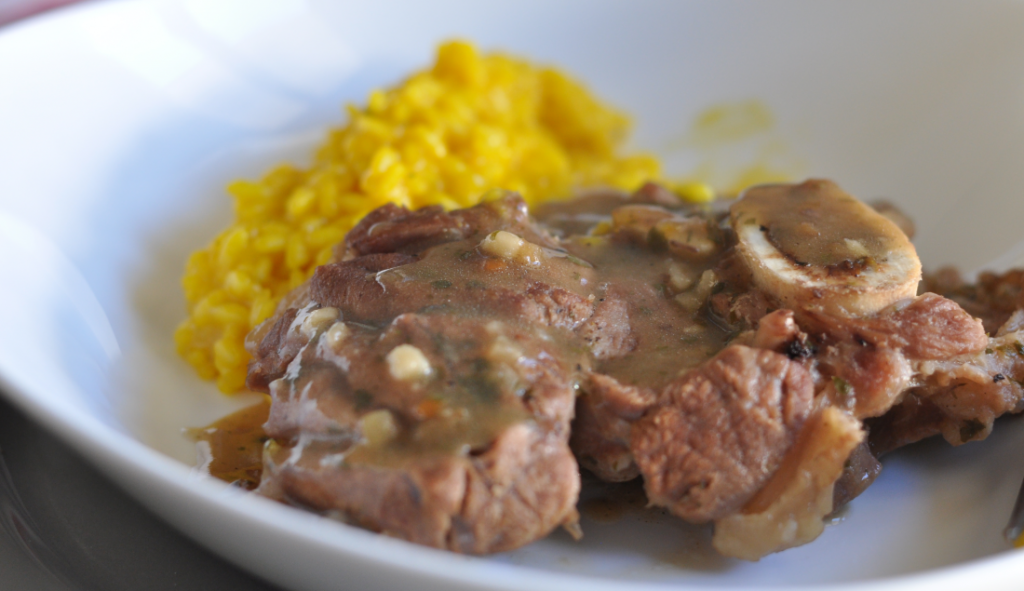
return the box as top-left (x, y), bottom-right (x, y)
top-left (175, 40), bottom-right (713, 392)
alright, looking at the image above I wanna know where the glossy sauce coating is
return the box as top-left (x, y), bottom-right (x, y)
top-left (190, 398), bottom-right (270, 489)
top-left (204, 192), bottom-right (735, 483)
top-left (732, 180), bottom-right (908, 273)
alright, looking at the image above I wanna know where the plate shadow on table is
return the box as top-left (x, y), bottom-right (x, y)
top-left (0, 393), bottom-right (286, 591)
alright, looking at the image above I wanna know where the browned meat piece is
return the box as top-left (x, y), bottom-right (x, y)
top-left (575, 297), bottom-right (636, 360)
top-left (312, 258), bottom-right (596, 329)
top-left (240, 180), bottom-right (1024, 560)
top-left (245, 307), bottom-right (300, 391)
top-left (257, 309), bottom-right (584, 553)
top-left (863, 346), bottom-right (1024, 454)
top-left (270, 423), bottom-right (578, 553)
top-left (342, 191), bottom-right (559, 260)
top-left (247, 195), bottom-right (600, 553)
top-left (309, 253), bottom-right (418, 321)
top-left (570, 373), bottom-right (655, 482)
top-left (342, 204), bottom-right (469, 258)
top-left (803, 293), bottom-right (987, 419)
top-left (923, 267), bottom-right (1024, 334)
top-left (519, 283), bottom-right (596, 331)
top-left (883, 325), bottom-right (1024, 450)
top-left (630, 345), bottom-right (814, 523)
top-left (802, 293), bottom-right (987, 362)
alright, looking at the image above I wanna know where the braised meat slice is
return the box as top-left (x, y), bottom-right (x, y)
top-left (247, 189), bottom-right (745, 553)
top-left (258, 311), bottom-right (582, 553)
top-left (923, 267), bottom-right (1024, 334)
top-left (247, 194), bottom-right (605, 553)
top-left (341, 193), bottom-right (559, 259)
top-left (631, 345), bottom-right (814, 523)
top-left (240, 181), bottom-right (1024, 560)
top-left (570, 373), bottom-right (655, 482)
top-left (269, 422), bottom-right (578, 553)
top-left (867, 319), bottom-right (1024, 455)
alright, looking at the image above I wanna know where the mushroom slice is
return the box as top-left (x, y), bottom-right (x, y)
top-left (730, 179), bottom-right (921, 317)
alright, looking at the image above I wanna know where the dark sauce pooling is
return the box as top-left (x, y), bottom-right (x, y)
top-left (732, 180), bottom-right (907, 273)
top-left (190, 398), bottom-right (270, 490)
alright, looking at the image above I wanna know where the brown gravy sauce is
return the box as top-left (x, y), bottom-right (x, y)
top-left (537, 193), bottom-right (732, 387)
top-left (189, 397), bottom-right (270, 489)
top-left (198, 191), bottom-right (734, 487)
top-left (732, 180), bottom-right (906, 271)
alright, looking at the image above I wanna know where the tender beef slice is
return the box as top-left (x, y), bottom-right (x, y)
top-left (868, 340), bottom-right (1024, 454)
top-left (887, 294), bottom-right (988, 359)
top-left (831, 441), bottom-right (882, 511)
top-left (516, 283), bottom-right (595, 331)
top-left (309, 253), bottom-right (417, 321)
top-left (570, 373), bottom-right (656, 482)
top-left (342, 193), bottom-right (559, 260)
top-left (630, 345), bottom-right (814, 522)
top-left (803, 293), bottom-right (987, 361)
top-left (251, 307), bottom-right (583, 553)
top-left (866, 316), bottom-right (1024, 453)
top-left (266, 424), bottom-right (579, 554)
top-left (452, 424), bottom-right (580, 553)
top-left (343, 204), bottom-right (469, 258)
top-left (263, 363), bottom-right (361, 442)
top-left (829, 346), bottom-right (913, 419)
top-left (923, 267), bottom-right (1024, 334)
top-left (245, 307), bottom-right (300, 391)
top-left (575, 297), bottom-right (635, 360)
top-left (795, 293), bottom-right (987, 420)
top-left (269, 454), bottom-right (467, 548)
top-left (453, 193), bottom-right (562, 250)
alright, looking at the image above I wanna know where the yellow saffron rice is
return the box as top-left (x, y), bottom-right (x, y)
top-left (175, 40), bottom-right (693, 393)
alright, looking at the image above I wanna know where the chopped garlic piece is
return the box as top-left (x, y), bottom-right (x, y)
top-left (488, 335), bottom-right (524, 365)
top-left (387, 344), bottom-right (433, 381)
top-left (480, 230), bottom-right (525, 259)
top-left (324, 322), bottom-right (349, 351)
top-left (667, 261), bottom-right (695, 293)
top-left (360, 409), bottom-right (398, 446)
top-left (301, 307), bottom-right (339, 338)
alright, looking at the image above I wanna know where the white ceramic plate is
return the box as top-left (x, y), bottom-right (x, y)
top-left (4, 1), bottom-right (1024, 590)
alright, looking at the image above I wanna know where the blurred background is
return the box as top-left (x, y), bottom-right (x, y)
top-left (0, 4), bottom-right (280, 590)
top-left (0, 0), bottom-right (79, 26)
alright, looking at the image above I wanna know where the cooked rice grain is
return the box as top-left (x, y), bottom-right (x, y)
top-left (175, 40), bottom-right (664, 392)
